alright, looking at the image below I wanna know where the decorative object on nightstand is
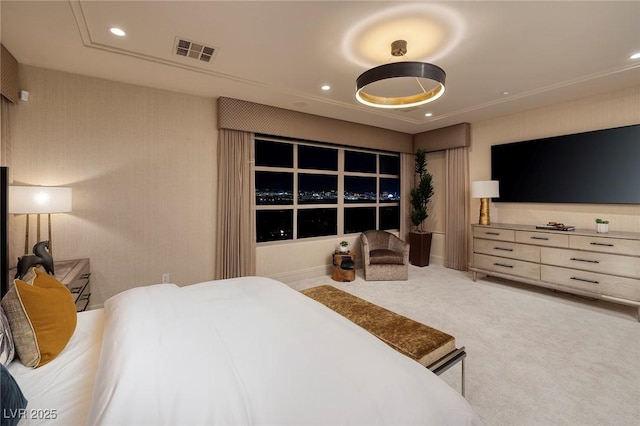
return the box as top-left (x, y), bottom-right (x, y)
top-left (15, 241), bottom-right (54, 279)
top-left (595, 218), bottom-right (609, 233)
top-left (338, 240), bottom-right (350, 253)
top-left (409, 149), bottom-right (434, 267)
top-left (332, 252), bottom-right (356, 282)
top-left (9, 185), bottom-right (72, 255)
top-left (471, 180), bottom-right (500, 225)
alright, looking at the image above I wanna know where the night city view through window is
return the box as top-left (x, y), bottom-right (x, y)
top-left (255, 139), bottom-right (400, 242)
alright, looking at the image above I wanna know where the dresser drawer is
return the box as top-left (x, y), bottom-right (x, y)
top-left (473, 227), bottom-right (515, 242)
top-left (541, 265), bottom-right (640, 301)
top-left (473, 253), bottom-right (540, 280)
top-left (474, 239), bottom-right (540, 262)
top-left (541, 247), bottom-right (640, 279)
top-left (570, 235), bottom-right (640, 257)
top-left (516, 231), bottom-right (569, 248)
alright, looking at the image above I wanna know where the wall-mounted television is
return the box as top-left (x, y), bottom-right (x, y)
top-left (491, 124), bottom-right (640, 204)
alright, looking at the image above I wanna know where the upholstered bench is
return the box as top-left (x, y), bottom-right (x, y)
top-left (301, 285), bottom-right (466, 395)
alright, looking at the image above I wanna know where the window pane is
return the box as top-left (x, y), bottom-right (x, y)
top-left (344, 207), bottom-right (376, 234)
top-left (379, 178), bottom-right (400, 202)
top-left (345, 150), bottom-right (376, 173)
top-left (298, 174), bottom-right (337, 204)
top-left (380, 155), bottom-right (400, 175)
top-left (344, 176), bottom-right (376, 203)
top-left (255, 140), bottom-right (293, 167)
top-left (256, 171), bottom-right (293, 205)
top-left (256, 210), bottom-right (293, 242)
top-left (298, 208), bottom-right (337, 238)
top-left (380, 206), bottom-right (400, 230)
top-left (299, 145), bottom-right (338, 171)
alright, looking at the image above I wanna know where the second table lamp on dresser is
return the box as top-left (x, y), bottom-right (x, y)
top-left (471, 180), bottom-right (499, 225)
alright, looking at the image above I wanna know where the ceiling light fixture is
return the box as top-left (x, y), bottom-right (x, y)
top-left (321, 85), bottom-right (331, 91)
top-left (630, 52), bottom-right (640, 60)
top-left (355, 40), bottom-right (446, 109)
top-left (109, 27), bottom-right (126, 37)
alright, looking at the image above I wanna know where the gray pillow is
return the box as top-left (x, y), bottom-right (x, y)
top-left (0, 305), bottom-right (15, 366)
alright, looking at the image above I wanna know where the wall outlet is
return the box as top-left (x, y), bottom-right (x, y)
top-left (161, 273), bottom-right (170, 284)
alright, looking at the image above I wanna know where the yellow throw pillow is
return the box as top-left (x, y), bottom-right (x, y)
top-left (1, 269), bottom-right (77, 368)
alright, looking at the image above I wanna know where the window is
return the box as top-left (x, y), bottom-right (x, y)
top-left (255, 138), bottom-right (400, 243)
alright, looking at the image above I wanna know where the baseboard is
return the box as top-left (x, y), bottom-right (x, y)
top-left (267, 264), bottom-right (333, 283)
top-left (268, 255), bottom-right (444, 283)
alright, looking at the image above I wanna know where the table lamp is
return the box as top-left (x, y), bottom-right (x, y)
top-left (471, 180), bottom-right (499, 225)
top-left (9, 186), bottom-right (72, 254)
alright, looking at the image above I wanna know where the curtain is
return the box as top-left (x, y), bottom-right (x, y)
top-left (445, 147), bottom-right (469, 270)
top-left (214, 129), bottom-right (256, 279)
top-left (400, 152), bottom-right (414, 242)
top-left (0, 97), bottom-right (11, 167)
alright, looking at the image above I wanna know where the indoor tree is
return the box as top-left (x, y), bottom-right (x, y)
top-left (410, 149), bottom-right (434, 232)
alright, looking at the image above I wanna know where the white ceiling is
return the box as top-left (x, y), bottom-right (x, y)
top-left (1, 1), bottom-right (639, 134)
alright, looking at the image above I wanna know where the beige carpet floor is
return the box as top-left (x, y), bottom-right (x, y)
top-left (288, 264), bottom-right (640, 426)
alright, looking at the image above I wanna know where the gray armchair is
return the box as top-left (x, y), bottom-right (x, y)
top-left (360, 230), bottom-right (409, 281)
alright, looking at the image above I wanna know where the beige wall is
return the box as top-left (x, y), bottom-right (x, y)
top-left (8, 66), bottom-right (217, 307)
top-left (469, 86), bottom-right (640, 237)
top-left (8, 66), bottom-right (638, 296)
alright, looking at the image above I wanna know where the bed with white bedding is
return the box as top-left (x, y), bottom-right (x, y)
top-left (8, 276), bottom-right (480, 425)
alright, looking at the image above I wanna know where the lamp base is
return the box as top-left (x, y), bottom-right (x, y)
top-left (478, 198), bottom-right (491, 225)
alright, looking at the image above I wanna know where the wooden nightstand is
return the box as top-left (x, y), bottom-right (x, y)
top-left (332, 252), bottom-right (356, 282)
top-left (8, 258), bottom-right (91, 312)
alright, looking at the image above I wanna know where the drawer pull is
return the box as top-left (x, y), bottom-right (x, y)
top-left (530, 236), bottom-right (549, 241)
top-left (570, 277), bottom-right (600, 285)
top-left (493, 262), bottom-right (514, 268)
top-left (570, 257), bottom-right (600, 264)
top-left (80, 273), bottom-right (92, 279)
top-left (590, 242), bottom-right (614, 247)
top-left (485, 232), bottom-right (500, 236)
top-left (493, 247), bottom-right (513, 252)
top-left (70, 286), bottom-right (82, 294)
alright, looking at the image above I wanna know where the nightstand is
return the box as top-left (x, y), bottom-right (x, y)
top-left (332, 252), bottom-right (356, 282)
top-left (8, 258), bottom-right (91, 312)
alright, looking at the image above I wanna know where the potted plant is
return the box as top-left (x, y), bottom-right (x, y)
top-left (409, 149), bottom-right (434, 266)
top-left (338, 240), bottom-right (350, 252)
top-left (595, 218), bottom-right (609, 233)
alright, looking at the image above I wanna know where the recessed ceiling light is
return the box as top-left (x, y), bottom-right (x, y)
top-left (424, 112), bottom-right (433, 117)
top-left (630, 52), bottom-right (640, 60)
top-left (321, 85), bottom-right (331, 91)
top-left (109, 27), bottom-right (126, 37)
top-left (502, 91), bottom-right (510, 95)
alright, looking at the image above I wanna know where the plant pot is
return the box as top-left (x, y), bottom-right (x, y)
top-left (409, 231), bottom-right (432, 267)
top-left (596, 223), bottom-right (609, 233)
top-left (338, 245), bottom-right (349, 253)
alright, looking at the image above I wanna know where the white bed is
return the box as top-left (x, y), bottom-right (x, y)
top-left (8, 276), bottom-right (480, 425)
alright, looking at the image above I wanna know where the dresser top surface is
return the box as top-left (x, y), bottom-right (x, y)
top-left (473, 223), bottom-right (640, 241)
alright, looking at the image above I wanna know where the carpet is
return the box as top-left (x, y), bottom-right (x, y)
top-left (288, 264), bottom-right (640, 426)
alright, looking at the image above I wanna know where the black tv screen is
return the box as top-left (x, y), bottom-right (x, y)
top-left (491, 124), bottom-right (640, 204)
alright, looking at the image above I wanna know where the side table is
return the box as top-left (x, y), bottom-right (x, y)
top-left (332, 251), bottom-right (356, 282)
top-left (8, 258), bottom-right (91, 312)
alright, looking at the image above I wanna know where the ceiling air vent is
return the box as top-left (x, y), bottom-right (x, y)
top-left (174, 37), bottom-right (216, 63)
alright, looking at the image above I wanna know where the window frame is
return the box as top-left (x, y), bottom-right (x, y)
top-left (254, 137), bottom-right (400, 244)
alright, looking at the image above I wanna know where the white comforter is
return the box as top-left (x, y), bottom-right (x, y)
top-left (88, 277), bottom-right (479, 425)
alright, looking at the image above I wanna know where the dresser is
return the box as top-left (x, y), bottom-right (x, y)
top-left (8, 258), bottom-right (91, 312)
top-left (470, 224), bottom-right (640, 320)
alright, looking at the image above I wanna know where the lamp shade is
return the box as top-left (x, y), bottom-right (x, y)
top-left (9, 186), bottom-right (72, 214)
top-left (471, 181), bottom-right (500, 199)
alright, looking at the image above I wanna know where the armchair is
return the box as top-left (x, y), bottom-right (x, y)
top-left (360, 230), bottom-right (409, 281)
